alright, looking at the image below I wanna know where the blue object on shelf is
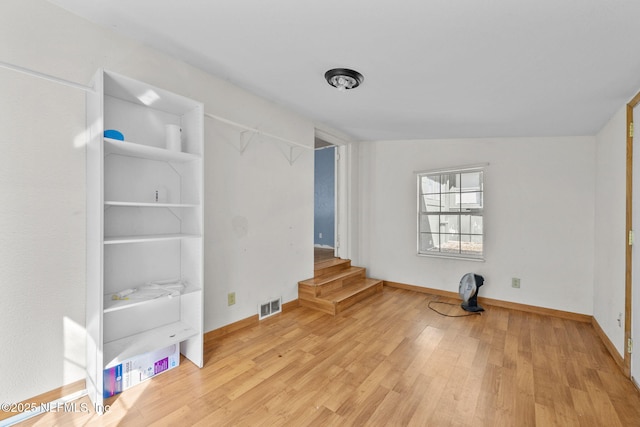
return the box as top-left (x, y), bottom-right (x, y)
top-left (104, 129), bottom-right (124, 140)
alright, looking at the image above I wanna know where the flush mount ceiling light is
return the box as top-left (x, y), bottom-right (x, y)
top-left (325, 68), bottom-right (363, 91)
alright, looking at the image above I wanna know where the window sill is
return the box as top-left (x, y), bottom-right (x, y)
top-left (417, 252), bottom-right (485, 262)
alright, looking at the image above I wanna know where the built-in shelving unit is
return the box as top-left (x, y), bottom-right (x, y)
top-left (86, 69), bottom-right (204, 413)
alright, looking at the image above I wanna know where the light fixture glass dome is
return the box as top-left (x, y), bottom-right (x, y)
top-left (325, 68), bottom-right (363, 91)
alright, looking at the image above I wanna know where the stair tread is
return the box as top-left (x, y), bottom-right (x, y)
top-left (299, 266), bottom-right (365, 287)
top-left (321, 278), bottom-right (383, 303)
top-left (314, 257), bottom-right (349, 271)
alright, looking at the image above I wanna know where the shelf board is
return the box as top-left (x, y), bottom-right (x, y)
top-left (104, 201), bottom-right (199, 208)
top-left (104, 233), bottom-right (201, 245)
top-left (104, 321), bottom-right (198, 368)
top-left (104, 138), bottom-right (201, 162)
top-left (104, 284), bottom-right (201, 313)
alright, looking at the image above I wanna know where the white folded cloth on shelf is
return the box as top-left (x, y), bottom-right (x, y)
top-left (111, 279), bottom-right (187, 300)
top-left (142, 279), bottom-right (186, 297)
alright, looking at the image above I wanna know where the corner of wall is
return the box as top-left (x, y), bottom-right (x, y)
top-left (593, 104), bottom-right (627, 358)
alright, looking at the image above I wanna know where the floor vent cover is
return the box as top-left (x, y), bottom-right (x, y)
top-left (259, 297), bottom-right (282, 320)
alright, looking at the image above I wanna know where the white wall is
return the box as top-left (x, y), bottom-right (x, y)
top-left (594, 105), bottom-right (627, 356)
top-left (1, 0), bottom-right (314, 403)
top-left (356, 136), bottom-right (596, 314)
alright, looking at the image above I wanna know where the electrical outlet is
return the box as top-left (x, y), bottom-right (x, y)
top-left (512, 278), bottom-right (521, 289)
top-left (228, 292), bottom-right (236, 306)
top-left (319, 232), bottom-right (323, 239)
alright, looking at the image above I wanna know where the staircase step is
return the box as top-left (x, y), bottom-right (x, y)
top-left (298, 266), bottom-right (365, 288)
top-left (325, 278), bottom-right (383, 314)
top-left (314, 257), bottom-right (351, 277)
top-left (299, 278), bottom-right (383, 315)
top-left (299, 257), bottom-right (382, 316)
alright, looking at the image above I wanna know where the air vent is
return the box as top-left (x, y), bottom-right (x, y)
top-left (259, 297), bottom-right (282, 320)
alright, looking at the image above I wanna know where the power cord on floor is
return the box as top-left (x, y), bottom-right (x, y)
top-left (427, 300), bottom-right (483, 317)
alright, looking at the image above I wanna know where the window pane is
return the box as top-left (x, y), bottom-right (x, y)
top-left (460, 191), bottom-right (483, 210)
top-left (420, 175), bottom-right (441, 194)
top-left (460, 234), bottom-right (483, 255)
top-left (422, 194), bottom-right (441, 212)
top-left (459, 192), bottom-right (483, 212)
top-left (419, 214), bottom-right (440, 234)
top-left (420, 214), bottom-right (440, 233)
top-left (440, 214), bottom-right (460, 234)
top-left (440, 234), bottom-right (460, 254)
top-left (441, 173), bottom-right (460, 193)
top-left (461, 215), bottom-right (483, 234)
top-left (419, 233), bottom-right (440, 252)
top-left (441, 193), bottom-right (460, 212)
top-left (461, 171), bottom-right (482, 192)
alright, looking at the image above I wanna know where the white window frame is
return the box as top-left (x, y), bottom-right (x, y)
top-left (416, 164), bottom-right (486, 261)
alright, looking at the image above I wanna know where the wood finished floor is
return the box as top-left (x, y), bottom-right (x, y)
top-left (314, 247), bottom-right (335, 263)
top-left (20, 287), bottom-right (640, 426)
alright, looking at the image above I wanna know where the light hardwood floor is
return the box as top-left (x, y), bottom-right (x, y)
top-left (19, 287), bottom-right (640, 426)
top-left (314, 247), bottom-right (335, 263)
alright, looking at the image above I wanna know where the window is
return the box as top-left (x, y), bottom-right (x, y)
top-left (417, 166), bottom-right (484, 259)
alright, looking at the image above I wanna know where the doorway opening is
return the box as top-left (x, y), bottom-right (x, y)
top-left (314, 138), bottom-right (336, 263)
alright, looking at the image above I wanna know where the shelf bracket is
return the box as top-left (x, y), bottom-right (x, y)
top-left (238, 130), bottom-right (256, 155)
top-left (278, 144), bottom-right (305, 166)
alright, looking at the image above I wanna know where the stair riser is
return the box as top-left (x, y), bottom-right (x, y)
top-left (342, 270), bottom-right (367, 287)
top-left (316, 270), bottom-right (366, 297)
top-left (298, 267), bottom-right (366, 289)
top-left (335, 282), bottom-right (383, 314)
top-left (298, 284), bottom-right (317, 300)
top-left (316, 279), bottom-right (344, 297)
top-left (315, 261), bottom-right (352, 278)
top-left (299, 297), bottom-right (336, 315)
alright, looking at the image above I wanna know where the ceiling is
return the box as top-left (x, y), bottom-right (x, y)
top-left (49, 0), bottom-right (640, 141)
